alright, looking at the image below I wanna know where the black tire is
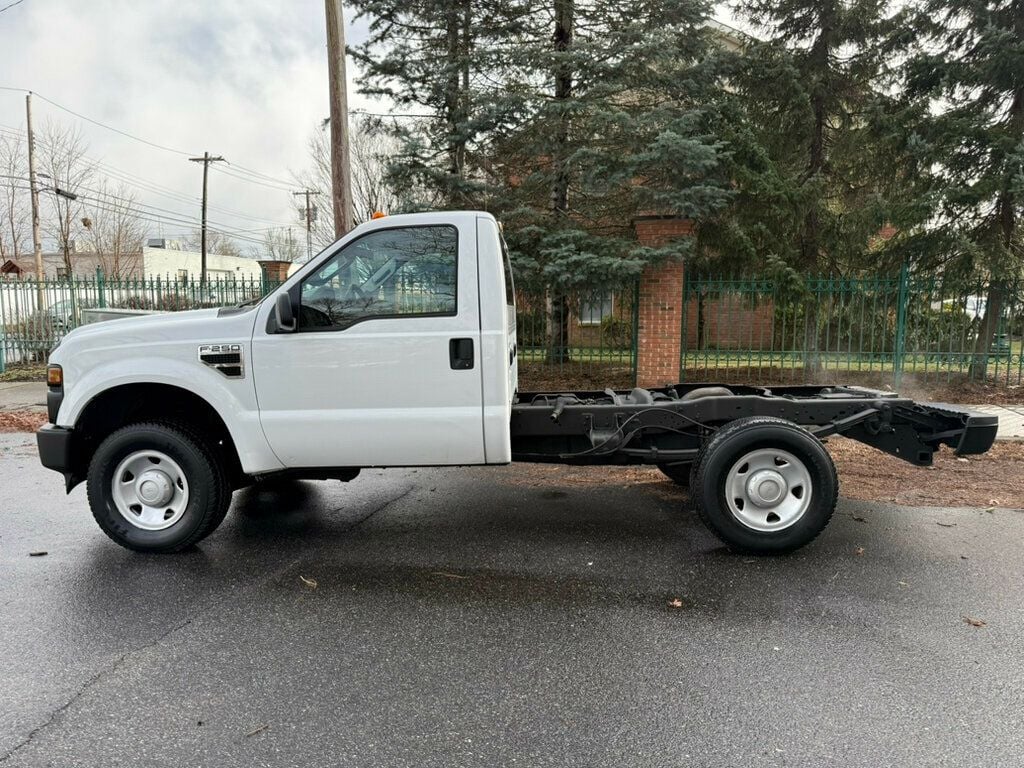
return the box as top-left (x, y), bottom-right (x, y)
top-left (657, 462), bottom-right (692, 487)
top-left (86, 422), bottom-right (231, 553)
top-left (691, 416), bottom-right (838, 555)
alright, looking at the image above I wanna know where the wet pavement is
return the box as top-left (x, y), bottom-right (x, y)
top-left (1, 432), bottom-right (1023, 767)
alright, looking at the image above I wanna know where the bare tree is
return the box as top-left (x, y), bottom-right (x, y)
top-left (0, 132), bottom-right (31, 261)
top-left (294, 116), bottom-right (401, 249)
top-left (82, 180), bottom-right (146, 278)
top-left (39, 121), bottom-right (94, 274)
top-left (255, 227), bottom-right (304, 262)
top-left (184, 229), bottom-right (243, 257)
top-left (351, 118), bottom-right (402, 224)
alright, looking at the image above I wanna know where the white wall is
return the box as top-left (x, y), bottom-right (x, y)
top-left (140, 247), bottom-right (265, 280)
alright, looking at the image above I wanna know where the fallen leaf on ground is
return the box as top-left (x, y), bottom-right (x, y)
top-left (28, 551), bottom-right (47, 557)
top-left (667, 598), bottom-right (684, 609)
top-left (852, 515), bottom-right (868, 523)
top-left (299, 575), bottom-right (317, 589)
top-left (963, 616), bottom-right (986, 628)
top-left (854, 547), bottom-right (865, 556)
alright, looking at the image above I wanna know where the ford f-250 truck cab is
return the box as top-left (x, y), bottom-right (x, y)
top-left (36, 211), bottom-right (998, 555)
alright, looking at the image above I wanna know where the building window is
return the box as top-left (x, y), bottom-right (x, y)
top-left (56, 267), bottom-right (70, 281)
top-left (579, 295), bottom-right (613, 326)
top-left (177, 269), bottom-right (189, 284)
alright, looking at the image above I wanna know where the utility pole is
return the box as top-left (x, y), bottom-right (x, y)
top-left (325, 0), bottom-right (354, 237)
top-left (293, 189), bottom-right (321, 261)
top-left (188, 151), bottom-right (225, 285)
top-left (25, 93), bottom-right (44, 307)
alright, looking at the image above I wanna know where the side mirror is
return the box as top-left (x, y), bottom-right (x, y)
top-left (274, 292), bottom-right (296, 332)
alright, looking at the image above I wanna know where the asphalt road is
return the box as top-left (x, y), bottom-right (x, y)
top-left (2, 432), bottom-right (1023, 767)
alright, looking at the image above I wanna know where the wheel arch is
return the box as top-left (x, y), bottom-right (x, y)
top-left (65, 382), bottom-right (245, 491)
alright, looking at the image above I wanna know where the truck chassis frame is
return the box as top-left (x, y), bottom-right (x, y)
top-left (509, 383), bottom-right (997, 467)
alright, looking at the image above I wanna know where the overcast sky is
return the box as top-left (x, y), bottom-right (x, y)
top-left (0, 0), bottom-right (379, 253)
top-left (0, 0), bottom-right (742, 254)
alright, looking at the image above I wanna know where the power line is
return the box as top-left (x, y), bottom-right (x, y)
top-left (0, 123), bottom-right (300, 229)
top-left (210, 165), bottom-right (295, 192)
top-left (222, 161), bottom-right (299, 189)
top-left (0, 0), bottom-right (28, 15)
top-left (6, 169), bottom-right (284, 241)
top-left (32, 91), bottom-right (195, 156)
top-left (0, 87), bottom-right (305, 188)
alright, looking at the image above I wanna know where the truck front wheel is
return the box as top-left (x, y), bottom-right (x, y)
top-left (691, 416), bottom-right (838, 555)
top-left (86, 422), bottom-right (231, 553)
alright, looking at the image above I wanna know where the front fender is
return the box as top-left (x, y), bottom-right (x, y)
top-left (57, 358), bottom-right (284, 475)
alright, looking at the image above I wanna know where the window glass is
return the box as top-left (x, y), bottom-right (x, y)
top-left (500, 236), bottom-right (516, 307)
top-left (579, 295), bottom-right (613, 325)
top-left (299, 226), bottom-right (458, 331)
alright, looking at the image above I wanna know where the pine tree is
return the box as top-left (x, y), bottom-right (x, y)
top-left (897, 0), bottom-right (1024, 377)
top-left (719, 0), bottom-right (893, 275)
top-left (713, 0), bottom-right (893, 372)
top-left (493, 0), bottom-right (733, 360)
top-left (352, 0), bottom-right (733, 362)
top-left (348, 0), bottom-right (532, 207)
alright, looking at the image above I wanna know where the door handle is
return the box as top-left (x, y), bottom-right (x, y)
top-left (449, 338), bottom-right (474, 370)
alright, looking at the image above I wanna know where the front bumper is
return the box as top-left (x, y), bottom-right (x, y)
top-left (37, 424), bottom-right (75, 490)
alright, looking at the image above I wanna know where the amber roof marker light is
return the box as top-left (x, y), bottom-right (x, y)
top-left (371, 211), bottom-right (387, 220)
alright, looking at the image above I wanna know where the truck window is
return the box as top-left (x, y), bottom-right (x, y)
top-left (298, 225), bottom-right (458, 331)
top-left (501, 237), bottom-right (516, 307)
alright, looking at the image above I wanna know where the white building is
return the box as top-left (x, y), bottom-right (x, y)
top-left (140, 246), bottom-right (269, 282)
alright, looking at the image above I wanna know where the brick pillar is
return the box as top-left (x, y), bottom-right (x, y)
top-left (634, 218), bottom-right (692, 388)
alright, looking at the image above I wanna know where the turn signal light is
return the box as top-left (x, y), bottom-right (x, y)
top-left (47, 365), bottom-right (63, 389)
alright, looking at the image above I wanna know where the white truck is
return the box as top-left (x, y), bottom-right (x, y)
top-left (37, 211), bottom-right (998, 555)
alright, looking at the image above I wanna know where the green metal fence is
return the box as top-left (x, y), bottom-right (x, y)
top-left (515, 284), bottom-right (640, 390)
top-left (4, 269), bottom-right (1020, 393)
top-left (0, 273), bottom-right (276, 370)
top-left (681, 268), bottom-right (1024, 389)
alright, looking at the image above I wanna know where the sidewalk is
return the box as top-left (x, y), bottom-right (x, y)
top-left (0, 382), bottom-right (46, 411)
top-left (967, 404), bottom-right (1024, 440)
top-left (0, 381), bottom-right (1021, 440)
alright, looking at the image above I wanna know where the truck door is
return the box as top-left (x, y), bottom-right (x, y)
top-left (251, 220), bottom-right (485, 467)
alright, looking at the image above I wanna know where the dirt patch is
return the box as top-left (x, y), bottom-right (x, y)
top-left (518, 361), bottom-right (634, 392)
top-left (826, 437), bottom-right (1024, 508)
top-left (0, 410), bottom-right (47, 433)
top-left (503, 438), bottom-right (1024, 509)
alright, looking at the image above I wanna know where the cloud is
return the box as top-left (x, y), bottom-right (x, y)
top-left (0, 0), bottom-right (377, 252)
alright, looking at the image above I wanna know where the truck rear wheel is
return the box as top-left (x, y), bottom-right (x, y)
top-left (691, 416), bottom-right (837, 555)
top-left (657, 462), bottom-right (692, 487)
top-left (86, 422), bottom-right (231, 553)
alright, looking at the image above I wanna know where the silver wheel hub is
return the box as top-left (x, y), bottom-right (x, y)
top-left (747, 469), bottom-right (786, 506)
top-left (111, 450), bottom-right (190, 531)
top-left (137, 470), bottom-right (173, 506)
top-left (725, 448), bottom-right (812, 532)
